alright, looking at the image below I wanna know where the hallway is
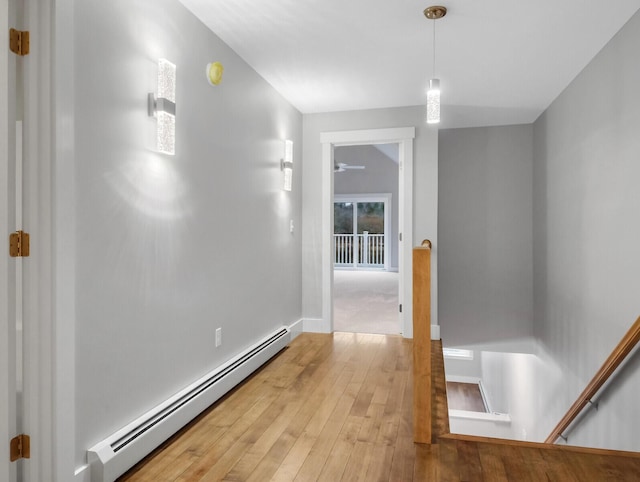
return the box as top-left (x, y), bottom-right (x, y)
top-left (120, 332), bottom-right (417, 480)
top-left (119, 333), bottom-right (640, 481)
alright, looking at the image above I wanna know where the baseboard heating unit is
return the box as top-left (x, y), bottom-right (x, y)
top-left (88, 327), bottom-right (290, 482)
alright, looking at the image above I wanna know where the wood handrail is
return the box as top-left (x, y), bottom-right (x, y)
top-left (413, 240), bottom-right (432, 443)
top-left (545, 315), bottom-right (640, 444)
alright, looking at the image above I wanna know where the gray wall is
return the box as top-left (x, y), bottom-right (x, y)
top-left (73, 0), bottom-right (302, 466)
top-left (438, 125), bottom-right (534, 347)
top-left (302, 107), bottom-right (438, 324)
top-left (533, 9), bottom-right (640, 450)
top-left (334, 144), bottom-right (399, 269)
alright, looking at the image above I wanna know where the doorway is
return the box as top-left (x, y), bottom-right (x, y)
top-left (320, 127), bottom-right (415, 337)
top-left (332, 144), bottom-right (399, 334)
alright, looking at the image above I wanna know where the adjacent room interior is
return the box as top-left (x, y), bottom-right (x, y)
top-left (332, 144), bottom-right (401, 335)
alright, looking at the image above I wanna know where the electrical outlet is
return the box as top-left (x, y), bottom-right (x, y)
top-left (215, 328), bottom-right (222, 347)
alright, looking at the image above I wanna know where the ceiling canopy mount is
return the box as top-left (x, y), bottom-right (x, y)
top-left (424, 6), bottom-right (447, 20)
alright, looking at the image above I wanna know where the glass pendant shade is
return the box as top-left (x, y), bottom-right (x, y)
top-left (426, 78), bottom-right (440, 124)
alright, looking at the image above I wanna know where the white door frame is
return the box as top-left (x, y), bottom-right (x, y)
top-left (333, 193), bottom-right (391, 270)
top-left (32, 0), bottom-right (78, 479)
top-left (14, 0), bottom-right (77, 480)
top-left (321, 127), bottom-right (415, 337)
top-left (20, 0), bottom-right (56, 479)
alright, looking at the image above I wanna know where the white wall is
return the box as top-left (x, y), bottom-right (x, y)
top-left (71, 0), bottom-right (302, 469)
top-left (479, 350), bottom-right (540, 441)
top-left (302, 107), bottom-right (438, 324)
top-left (334, 144), bottom-right (399, 269)
top-left (533, 9), bottom-right (640, 451)
top-left (438, 125), bottom-right (534, 347)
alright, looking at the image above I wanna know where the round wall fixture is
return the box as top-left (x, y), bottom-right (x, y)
top-left (424, 6), bottom-right (447, 19)
top-left (206, 61), bottom-right (224, 85)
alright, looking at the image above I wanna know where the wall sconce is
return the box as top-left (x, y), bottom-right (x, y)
top-left (281, 140), bottom-right (293, 191)
top-left (148, 59), bottom-right (176, 155)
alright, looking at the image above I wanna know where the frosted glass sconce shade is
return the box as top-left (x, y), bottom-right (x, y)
top-left (426, 78), bottom-right (440, 124)
top-left (158, 59), bottom-right (176, 102)
top-left (149, 59), bottom-right (176, 155)
top-left (282, 140), bottom-right (293, 191)
top-left (156, 111), bottom-right (175, 154)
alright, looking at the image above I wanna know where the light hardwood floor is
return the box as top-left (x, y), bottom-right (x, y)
top-left (120, 333), bottom-right (640, 481)
top-left (120, 332), bottom-right (417, 481)
top-left (446, 382), bottom-right (486, 413)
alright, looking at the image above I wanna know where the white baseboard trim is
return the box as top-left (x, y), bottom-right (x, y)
top-left (288, 319), bottom-right (304, 339)
top-left (74, 464), bottom-right (91, 482)
top-left (87, 328), bottom-right (290, 481)
top-left (303, 318), bottom-right (330, 333)
top-left (431, 324), bottom-right (440, 340)
top-left (445, 375), bottom-right (481, 384)
top-left (478, 379), bottom-right (492, 414)
top-left (449, 409), bottom-right (511, 423)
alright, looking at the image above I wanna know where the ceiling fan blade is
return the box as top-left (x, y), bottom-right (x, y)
top-left (334, 162), bottom-right (365, 172)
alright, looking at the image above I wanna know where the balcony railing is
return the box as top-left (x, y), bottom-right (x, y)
top-left (334, 232), bottom-right (385, 268)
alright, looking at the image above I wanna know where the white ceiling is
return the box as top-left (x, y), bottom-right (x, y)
top-left (179, 0), bottom-right (640, 128)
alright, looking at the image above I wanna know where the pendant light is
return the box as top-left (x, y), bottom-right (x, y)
top-left (424, 6), bottom-right (447, 124)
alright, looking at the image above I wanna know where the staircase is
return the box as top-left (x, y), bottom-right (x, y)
top-left (412, 242), bottom-right (640, 480)
top-left (421, 340), bottom-right (640, 481)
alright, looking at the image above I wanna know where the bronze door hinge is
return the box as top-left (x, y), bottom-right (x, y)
top-left (9, 230), bottom-right (30, 257)
top-left (10, 434), bottom-right (30, 462)
top-left (9, 28), bottom-right (30, 56)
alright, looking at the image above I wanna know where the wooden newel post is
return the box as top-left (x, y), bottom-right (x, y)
top-left (413, 239), bottom-right (432, 443)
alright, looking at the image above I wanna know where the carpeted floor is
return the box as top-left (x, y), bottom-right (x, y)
top-left (333, 270), bottom-right (400, 334)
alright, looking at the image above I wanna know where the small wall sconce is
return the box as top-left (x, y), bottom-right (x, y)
top-left (281, 140), bottom-right (293, 191)
top-left (148, 59), bottom-right (176, 155)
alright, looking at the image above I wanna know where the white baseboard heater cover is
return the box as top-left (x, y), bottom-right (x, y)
top-left (88, 327), bottom-right (290, 482)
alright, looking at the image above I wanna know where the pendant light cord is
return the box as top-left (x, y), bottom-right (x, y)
top-left (432, 19), bottom-right (436, 77)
